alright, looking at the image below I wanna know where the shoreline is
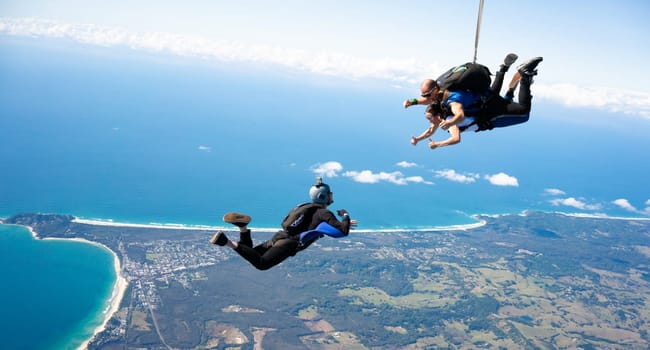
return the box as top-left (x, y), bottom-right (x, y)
top-left (71, 210), bottom-right (650, 234)
top-left (2, 210), bottom-right (649, 236)
top-left (20, 225), bottom-right (128, 350)
top-left (3, 210), bottom-right (649, 349)
top-left (71, 217), bottom-right (488, 233)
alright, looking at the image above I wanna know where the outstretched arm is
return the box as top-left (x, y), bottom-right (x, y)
top-left (428, 125), bottom-right (461, 150)
top-left (404, 96), bottom-right (435, 108)
top-left (411, 123), bottom-right (438, 146)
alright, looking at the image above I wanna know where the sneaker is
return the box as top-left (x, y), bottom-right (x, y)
top-left (517, 57), bottom-right (543, 76)
top-left (503, 53), bottom-right (518, 68)
top-left (223, 212), bottom-right (251, 228)
top-left (210, 231), bottom-right (229, 246)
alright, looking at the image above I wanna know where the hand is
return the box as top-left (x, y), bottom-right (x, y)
top-left (336, 209), bottom-right (349, 217)
top-left (403, 99), bottom-right (414, 109)
top-left (428, 138), bottom-right (438, 150)
top-left (439, 120), bottom-right (450, 130)
top-left (411, 136), bottom-right (418, 146)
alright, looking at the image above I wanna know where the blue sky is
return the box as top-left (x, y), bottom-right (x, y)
top-left (1, 0), bottom-right (649, 118)
top-left (1, 0), bottom-right (650, 220)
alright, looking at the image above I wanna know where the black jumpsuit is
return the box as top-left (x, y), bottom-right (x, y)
top-left (234, 207), bottom-right (351, 270)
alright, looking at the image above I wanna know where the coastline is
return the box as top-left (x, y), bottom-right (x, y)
top-left (3, 210), bottom-right (649, 349)
top-left (2, 210), bottom-right (649, 349)
top-left (19, 224), bottom-right (128, 350)
top-left (72, 217), bottom-right (487, 233)
top-left (76, 240), bottom-right (127, 350)
top-left (71, 210), bottom-right (650, 234)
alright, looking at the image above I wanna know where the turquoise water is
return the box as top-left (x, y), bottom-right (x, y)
top-left (0, 224), bottom-right (116, 350)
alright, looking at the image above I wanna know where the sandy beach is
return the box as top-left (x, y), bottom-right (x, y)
top-left (71, 217), bottom-right (487, 233)
top-left (75, 240), bottom-right (127, 350)
top-left (21, 224), bottom-right (128, 350)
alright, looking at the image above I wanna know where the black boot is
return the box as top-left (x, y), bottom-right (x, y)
top-left (517, 57), bottom-right (543, 76)
top-left (238, 229), bottom-right (253, 248)
top-left (500, 53), bottom-right (518, 72)
top-left (210, 231), bottom-right (229, 246)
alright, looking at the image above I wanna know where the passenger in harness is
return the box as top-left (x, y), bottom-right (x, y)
top-left (409, 56), bottom-right (543, 150)
top-left (210, 177), bottom-right (357, 270)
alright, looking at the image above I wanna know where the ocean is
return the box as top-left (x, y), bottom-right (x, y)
top-left (1, 36), bottom-right (650, 348)
top-left (0, 224), bottom-right (115, 350)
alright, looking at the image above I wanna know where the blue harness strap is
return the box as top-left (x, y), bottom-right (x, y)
top-left (299, 222), bottom-right (344, 244)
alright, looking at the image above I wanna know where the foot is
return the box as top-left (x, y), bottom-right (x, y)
top-left (223, 212), bottom-right (251, 228)
top-left (517, 57), bottom-right (543, 76)
top-left (210, 231), bottom-right (229, 246)
top-left (503, 53), bottom-right (518, 68)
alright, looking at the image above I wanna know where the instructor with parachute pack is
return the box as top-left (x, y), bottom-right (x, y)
top-left (405, 54), bottom-right (543, 150)
top-left (210, 177), bottom-right (357, 270)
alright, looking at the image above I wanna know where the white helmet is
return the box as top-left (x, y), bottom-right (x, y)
top-left (309, 177), bottom-right (332, 205)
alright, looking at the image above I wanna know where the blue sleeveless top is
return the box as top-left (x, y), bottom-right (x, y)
top-left (444, 91), bottom-right (483, 115)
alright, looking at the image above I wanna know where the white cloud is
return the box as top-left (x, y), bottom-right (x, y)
top-left (535, 83), bottom-right (650, 119)
top-left (310, 162), bottom-right (431, 185)
top-left (434, 169), bottom-right (479, 184)
top-left (484, 173), bottom-right (519, 187)
top-left (0, 17), bottom-right (432, 84)
top-left (544, 188), bottom-right (566, 196)
top-left (612, 198), bottom-right (637, 212)
top-left (342, 170), bottom-right (431, 185)
top-left (550, 197), bottom-right (601, 211)
top-left (3, 17), bottom-right (649, 119)
top-left (396, 161), bottom-right (417, 168)
top-left (343, 170), bottom-right (409, 185)
top-left (197, 145), bottom-right (211, 152)
top-left (311, 161), bottom-right (343, 177)
top-left (404, 176), bottom-right (433, 185)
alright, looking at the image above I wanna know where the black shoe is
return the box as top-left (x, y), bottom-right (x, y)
top-left (499, 53), bottom-right (518, 72)
top-left (223, 212), bottom-right (251, 228)
top-left (517, 57), bottom-right (543, 76)
top-left (210, 231), bottom-right (229, 246)
top-left (503, 53), bottom-right (518, 68)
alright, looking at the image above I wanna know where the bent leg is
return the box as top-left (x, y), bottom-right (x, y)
top-left (501, 76), bottom-right (533, 116)
top-left (491, 53), bottom-right (518, 94)
top-left (234, 238), bottom-right (298, 270)
top-left (490, 113), bottom-right (530, 128)
top-left (491, 70), bottom-right (506, 95)
top-left (238, 229), bottom-right (253, 248)
top-left (516, 75), bottom-right (533, 112)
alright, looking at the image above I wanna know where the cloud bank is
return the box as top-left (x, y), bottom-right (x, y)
top-left (534, 83), bottom-right (650, 119)
top-left (310, 161), bottom-right (432, 185)
top-left (306, 162), bottom-right (648, 218)
top-left (0, 17), bottom-right (431, 84)
top-left (2, 17), bottom-right (649, 119)
top-left (311, 162), bottom-right (523, 188)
